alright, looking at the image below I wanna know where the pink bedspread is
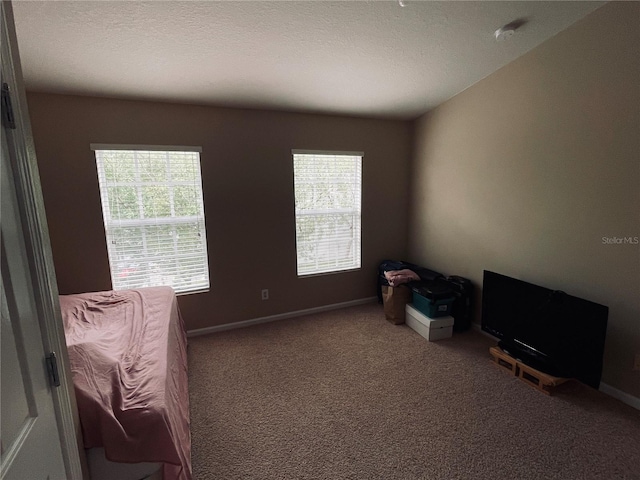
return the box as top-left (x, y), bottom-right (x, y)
top-left (60, 287), bottom-right (191, 480)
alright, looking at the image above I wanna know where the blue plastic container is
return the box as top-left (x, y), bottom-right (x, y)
top-left (411, 290), bottom-right (454, 318)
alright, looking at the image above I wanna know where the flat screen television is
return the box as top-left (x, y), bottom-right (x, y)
top-left (481, 270), bottom-right (608, 389)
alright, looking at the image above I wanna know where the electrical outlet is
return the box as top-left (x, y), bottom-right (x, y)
top-left (261, 289), bottom-right (269, 301)
top-left (634, 353), bottom-right (640, 371)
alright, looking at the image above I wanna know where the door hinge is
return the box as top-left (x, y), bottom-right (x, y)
top-left (46, 352), bottom-right (61, 387)
top-left (2, 82), bottom-right (16, 129)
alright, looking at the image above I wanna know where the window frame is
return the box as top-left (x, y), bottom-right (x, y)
top-left (91, 144), bottom-right (210, 295)
top-left (292, 149), bottom-right (363, 277)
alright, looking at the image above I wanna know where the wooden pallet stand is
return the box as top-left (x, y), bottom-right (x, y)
top-left (489, 346), bottom-right (569, 395)
top-left (489, 346), bottom-right (518, 375)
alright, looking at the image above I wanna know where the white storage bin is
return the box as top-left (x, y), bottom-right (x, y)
top-left (405, 304), bottom-right (454, 341)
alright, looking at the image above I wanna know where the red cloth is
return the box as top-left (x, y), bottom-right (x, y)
top-left (60, 287), bottom-right (191, 480)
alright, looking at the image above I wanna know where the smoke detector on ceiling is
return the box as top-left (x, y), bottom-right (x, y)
top-left (494, 19), bottom-right (527, 42)
top-left (494, 26), bottom-right (515, 41)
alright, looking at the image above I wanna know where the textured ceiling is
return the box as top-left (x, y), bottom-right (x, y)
top-left (13, 1), bottom-right (604, 120)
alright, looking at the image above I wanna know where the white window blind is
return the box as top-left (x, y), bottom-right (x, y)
top-left (93, 147), bottom-right (209, 294)
top-left (293, 151), bottom-right (362, 276)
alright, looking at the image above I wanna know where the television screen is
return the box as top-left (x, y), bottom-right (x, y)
top-left (481, 270), bottom-right (608, 389)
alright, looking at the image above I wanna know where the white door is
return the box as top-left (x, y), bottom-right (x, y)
top-left (1, 128), bottom-right (67, 479)
top-left (1, 1), bottom-right (82, 479)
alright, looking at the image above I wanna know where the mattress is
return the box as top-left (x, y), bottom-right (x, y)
top-left (60, 287), bottom-right (191, 480)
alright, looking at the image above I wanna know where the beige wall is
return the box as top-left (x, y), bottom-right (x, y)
top-left (27, 93), bottom-right (412, 330)
top-left (409, 2), bottom-right (640, 397)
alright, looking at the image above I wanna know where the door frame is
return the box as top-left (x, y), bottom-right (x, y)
top-left (2, 1), bottom-right (85, 478)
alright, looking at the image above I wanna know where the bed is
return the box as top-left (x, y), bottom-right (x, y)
top-left (59, 286), bottom-right (192, 480)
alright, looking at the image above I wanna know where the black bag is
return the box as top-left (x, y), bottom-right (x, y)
top-left (408, 263), bottom-right (444, 284)
top-left (411, 278), bottom-right (454, 301)
top-left (445, 275), bottom-right (474, 332)
top-left (377, 260), bottom-right (443, 303)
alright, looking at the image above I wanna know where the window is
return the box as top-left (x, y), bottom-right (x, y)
top-left (92, 145), bottom-right (209, 294)
top-left (292, 150), bottom-right (362, 276)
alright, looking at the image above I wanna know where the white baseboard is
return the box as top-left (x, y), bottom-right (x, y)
top-left (599, 382), bottom-right (640, 411)
top-left (470, 324), bottom-right (640, 410)
top-left (187, 296), bottom-right (378, 338)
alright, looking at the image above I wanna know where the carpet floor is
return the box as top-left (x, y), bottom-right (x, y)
top-left (187, 303), bottom-right (640, 480)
